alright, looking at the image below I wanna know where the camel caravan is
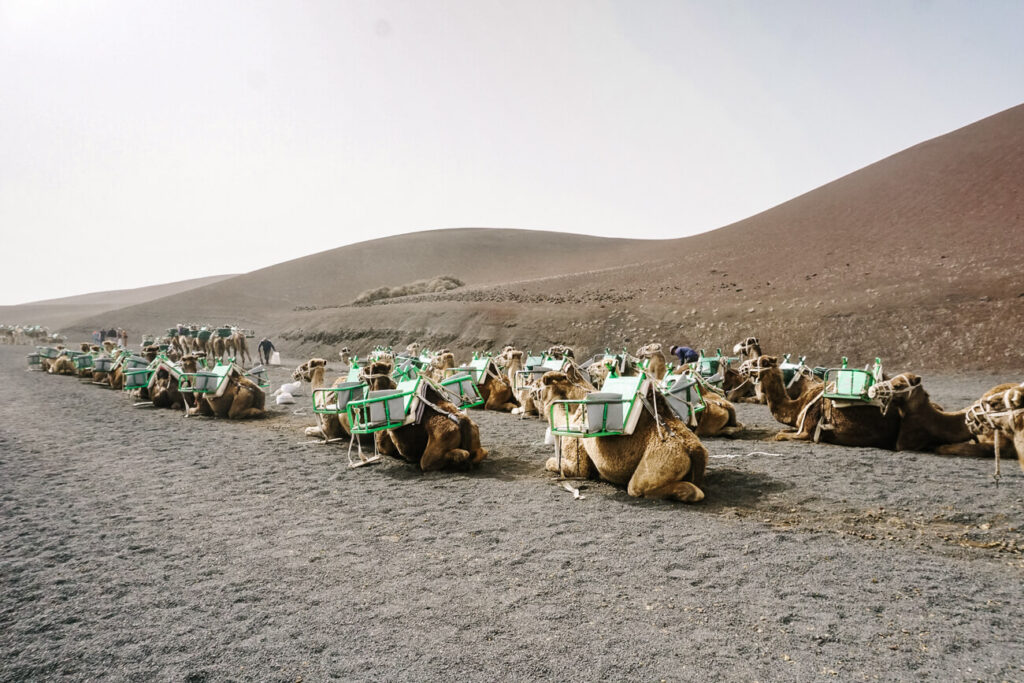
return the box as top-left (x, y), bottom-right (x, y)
top-left (24, 330), bottom-right (1022, 502)
top-left (27, 323), bottom-right (269, 420)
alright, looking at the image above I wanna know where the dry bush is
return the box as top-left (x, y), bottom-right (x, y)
top-left (353, 275), bottom-right (464, 305)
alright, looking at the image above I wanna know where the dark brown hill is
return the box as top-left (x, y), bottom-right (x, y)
top-left (66, 104), bottom-right (1024, 370)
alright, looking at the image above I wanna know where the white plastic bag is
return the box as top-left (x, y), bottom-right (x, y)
top-left (275, 392), bottom-right (295, 405)
top-left (270, 351), bottom-right (281, 365)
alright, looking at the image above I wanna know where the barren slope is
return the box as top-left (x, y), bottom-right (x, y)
top-left (0, 274), bottom-right (237, 329)
top-left (62, 104), bottom-right (1024, 371)
top-left (278, 104), bottom-right (1024, 370)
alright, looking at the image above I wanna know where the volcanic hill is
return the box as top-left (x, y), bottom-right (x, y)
top-left (61, 104), bottom-right (1024, 370)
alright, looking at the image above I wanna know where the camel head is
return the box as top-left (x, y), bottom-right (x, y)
top-left (1004, 386), bottom-right (1024, 412)
top-left (738, 354), bottom-right (778, 381)
top-left (180, 355), bottom-right (199, 373)
top-left (80, 342), bottom-right (91, 352)
top-left (539, 371), bottom-right (573, 419)
top-left (337, 347), bottom-right (351, 362)
top-left (545, 345), bottom-right (574, 360)
top-left (361, 360), bottom-right (397, 391)
top-left (637, 343), bottom-right (660, 357)
top-left (293, 358), bottom-right (328, 382)
top-left (432, 352), bottom-right (455, 370)
top-left (405, 342), bottom-right (421, 355)
top-left (733, 336), bottom-right (761, 356)
top-left (867, 373), bottom-right (923, 415)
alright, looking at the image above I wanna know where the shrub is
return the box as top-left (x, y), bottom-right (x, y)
top-left (353, 275), bottom-right (464, 305)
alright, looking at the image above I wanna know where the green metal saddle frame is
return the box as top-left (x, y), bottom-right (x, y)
top-left (178, 363), bottom-right (236, 397)
top-left (549, 375), bottom-right (647, 438)
top-left (695, 348), bottom-right (738, 379)
top-left (659, 371), bottom-right (707, 424)
top-left (312, 381), bottom-right (367, 417)
top-left (347, 378), bottom-right (423, 435)
top-left (822, 357), bottom-right (883, 403)
top-left (440, 372), bottom-right (484, 409)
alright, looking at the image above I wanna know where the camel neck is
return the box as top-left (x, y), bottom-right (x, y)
top-left (760, 368), bottom-right (802, 411)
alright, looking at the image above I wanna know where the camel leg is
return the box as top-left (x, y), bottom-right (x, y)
top-left (933, 442), bottom-right (994, 458)
top-left (544, 437), bottom-right (593, 478)
top-left (772, 428), bottom-right (813, 442)
top-left (626, 446), bottom-right (704, 502)
top-left (418, 428), bottom-right (471, 471)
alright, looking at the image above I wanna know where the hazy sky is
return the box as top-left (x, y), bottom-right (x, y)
top-left (2, 0), bottom-right (1022, 305)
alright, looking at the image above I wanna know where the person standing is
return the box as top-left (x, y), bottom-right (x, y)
top-left (257, 337), bottom-right (276, 366)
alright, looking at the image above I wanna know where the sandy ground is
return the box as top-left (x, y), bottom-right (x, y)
top-left (2, 345), bottom-right (1022, 681)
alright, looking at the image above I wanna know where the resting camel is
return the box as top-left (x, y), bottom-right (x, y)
top-left (743, 356), bottom-right (900, 448)
top-left (586, 353), bottom-right (640, 390)
top-left (504, 349), bottom-right (525, 388)
top-left (865, 374), bottom-right (1007, 456)
top-left (426, 350), bottom-right (455, 383)
top-left (150, 361), bottom-right (190, 411)
top-left (638, 343), bottom-right (667, 380)
top-left (730, 337), bottom-right (767, 403)
top-left (363, 369), bottom-right (488, 471)
top-left (965, 383), bottom-right (1024, 470)
top-left (539, 371), bottom-right (707, 502)
top-left (476, 359), bottom-right (519, 412)
top-left (294, 357), bottom-right (362, 441)
top-left (544, 344), bottom-right (575, 360)
top-left (691, 389), bottom-right (743, 437)
top-left (49, 351), bottom-right (77, 376)
top-left (73, 343), bottom-right (93, 378)
top-left (182, 356), bottom-right (266, 419)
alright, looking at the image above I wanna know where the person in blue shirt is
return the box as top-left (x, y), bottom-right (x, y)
top-left (670, 345), bottom-right (699, 365)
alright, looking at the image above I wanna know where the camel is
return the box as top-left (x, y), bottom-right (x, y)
top-left (865, 374), bottom-right (1005, 456)
top-left (149, 359), bottom-right (190, 411)
top-left (584, 352), bottom-right (640, 390)
top-left (544, 344), bottom-right (575, 360)
top-left (360, 368), bottom-right (488, 471)
top-left (674, 381), bottom-right (743, 437)
top-left (732, 336), bottom-right (762, 360)
top-left (182, 356), bottom-right (266, 419)
top-left (426, 350), bottom-right (455, 383)
top-left (476, 358), bottom-right (519, 412)
top-left (48, 350), bottom-right (77, 376)
top-left (231, 331), bottom-right (251, 366)
top-left (211, 335), bottom-right (227, 363)
top-left (638, 343), bottom-right (667, 380)
top-left (504, 349), bottom-right (525, 388)
top-left (515, 362), bottom-right (595, 418)
top-left (965, 383), bottom-right (1024, 470)
top-left (539, 371), bottom-right (707, 502)
top-left (742, 356), bottom-right (900, 448)
top-left (728, 337), bottom-right (817, 403)
top-left (293, 357), bottom-right (364, 441)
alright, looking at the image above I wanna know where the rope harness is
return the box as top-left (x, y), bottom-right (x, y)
top-left (965, 393), bottom-right (1024, 484)
top-left (866, 375), bottom-right (919, 416)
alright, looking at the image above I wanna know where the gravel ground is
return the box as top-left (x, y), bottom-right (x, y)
top-left (1, 345), bottom-right (1022, 681)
